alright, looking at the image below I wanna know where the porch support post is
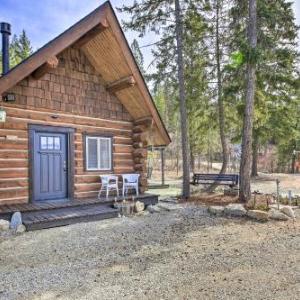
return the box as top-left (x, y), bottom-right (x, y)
top-left (161, 147), bottom-right (165, 186)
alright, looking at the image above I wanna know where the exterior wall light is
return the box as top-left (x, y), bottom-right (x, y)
top-left (3, 93), bottom-right (15, 102)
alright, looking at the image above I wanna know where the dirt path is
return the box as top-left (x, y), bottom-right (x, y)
top-left (0, 206), bottom-right (299, 300)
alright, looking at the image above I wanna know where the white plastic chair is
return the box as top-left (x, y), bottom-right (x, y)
top-left (98, 175), bottom-right (119, 199)
top-left (122, 174), bottom-right (140, 196)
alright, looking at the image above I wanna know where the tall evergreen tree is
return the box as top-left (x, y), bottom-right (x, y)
top-left (0, 30), bottom-right (32, 74)
top-left (121, 0), bottom-right (299, 191)
top-left (15, 30), bottom-right (32, 61)
top-left (225, 0), bottom-right (299, 179)
top-left (215, 0), bottom-right (229, 176)
top-left (174, 0), bottom-right (190, 198)
top-left (239, 0), bottom-right (257, 202)
top-left (131, 38), bottom-right (146, 76)
top-left (119, 0), bottom-right (191, 197)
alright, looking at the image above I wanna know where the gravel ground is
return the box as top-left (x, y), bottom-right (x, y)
top-left (0, 205), bottom-right (299, 300)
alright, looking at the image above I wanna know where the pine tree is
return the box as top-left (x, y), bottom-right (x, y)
top-left (131, 39), bottom-right (146, 76)
top-left (174, 0), bottom-right (191, 198)
top-left (202, 0), bottom-right (232, 190)
top-left (9, 34), bottom-right (20, 67)
top-left (119, 0), bottom-right (191, 197)
top-left (225, 0), bottom-right (299, 181)
top-left (239, 0), bottom-right (257, 202)
top-left (0, 30), bottom-right (33, 74)
top-left (215, 0), bottom-right (229, 176)
top-left (15, 30), bottom-right (32, 61)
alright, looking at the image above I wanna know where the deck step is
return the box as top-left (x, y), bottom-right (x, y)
top-left (22, 204), bottom-right (120, 231)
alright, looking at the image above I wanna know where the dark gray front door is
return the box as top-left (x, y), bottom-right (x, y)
top-left (33, 132), bottom-right (68, 201)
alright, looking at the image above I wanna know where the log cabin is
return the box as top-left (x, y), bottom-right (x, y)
top-left (0, 0), bottom-right (171, 217)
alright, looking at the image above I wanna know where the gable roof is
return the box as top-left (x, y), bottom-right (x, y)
top-left (0, 1), bottom-right (171, 146)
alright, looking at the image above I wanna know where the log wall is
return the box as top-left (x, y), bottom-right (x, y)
top-left (0, 47), bottom-right (148, 204)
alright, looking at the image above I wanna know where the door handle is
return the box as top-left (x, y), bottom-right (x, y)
top-left (63, 161), bottom-right (67, 172)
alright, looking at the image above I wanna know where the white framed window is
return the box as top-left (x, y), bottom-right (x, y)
top-left (85, 136), bottom-right (112, 171)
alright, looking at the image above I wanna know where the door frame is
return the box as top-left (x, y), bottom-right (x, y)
top-left (28, 124), bottom-right (75, 203)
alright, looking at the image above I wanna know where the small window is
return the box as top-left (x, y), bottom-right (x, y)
top-left (47, 137), bottom-right (54, 150)
top-left (54, 137), bottom-right (60, 150)
top-left (85, 136), bottom-right (112, 171)
top-left (40, 136), bottom-right (47, 150)
top-left (40, 136), bottom-right (60, 150)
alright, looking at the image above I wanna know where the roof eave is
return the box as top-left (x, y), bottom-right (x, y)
top-left (105, 3), bottom-right (171, 146)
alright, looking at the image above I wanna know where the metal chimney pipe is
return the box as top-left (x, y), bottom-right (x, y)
top-left (0, 22), bottom-right (11, 75)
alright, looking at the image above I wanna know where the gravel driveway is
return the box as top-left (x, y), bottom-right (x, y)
top-left (0, 205), bottom-right (299, 300)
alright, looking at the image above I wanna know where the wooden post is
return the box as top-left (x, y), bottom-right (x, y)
top-left (161, 147), bottom-right (165, 186)
top-left (276, 179), bottom-right (280, 209)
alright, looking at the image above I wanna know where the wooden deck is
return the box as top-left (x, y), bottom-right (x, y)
top-left (0, 193), bottom-right (158, 231)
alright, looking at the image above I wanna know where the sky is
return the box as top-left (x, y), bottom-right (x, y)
top-left (0, 0), bottom-right (299, 70)
top-left (0, 0), bottom-right (156, 70)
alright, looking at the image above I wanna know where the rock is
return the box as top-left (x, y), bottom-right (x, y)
top-left (208, 206), bottom-right (224, 216)
top-left (134, 201), bottom-right (145, 213)
top-left (10, 212), bottom-right (22, 230)
top-left (0, 219), bottom-right (10, 231)
top-left (269, 209), bottom-right (290, 221)
top-left (16, 224), bottom-right (26, 234)
top-left (224, 204), bottom-right (247, 217)
top-left (280, 206), bottom-right (296, 219)
top-left (247, 210), bottom-right (269, 222)
top-left (157, 202), bottom-right (183, 211)
top-left (136, 210), bottom-right (150, 217)
top-left (146, 205), bottom-right (161, 213)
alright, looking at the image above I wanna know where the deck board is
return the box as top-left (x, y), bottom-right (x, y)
top-left (0, 194), bottom-right (158, 231)
top-left (0, 194), bottom-right (157, 215)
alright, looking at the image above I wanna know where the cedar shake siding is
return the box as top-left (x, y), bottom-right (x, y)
top-left (0, 48), bottom-right (135, 204)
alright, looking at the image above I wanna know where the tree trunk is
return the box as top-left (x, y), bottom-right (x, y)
top-left (291, 141), bottom-right (296, 173)
top-left (216, 0), bottom-right (229, 175)
top-left (251, 131), bottom-right (259, 177)
top-left (207, 136), bottom-right (210, 173)
top-left (239, 0), bottom-right (257, 203)
top-left (164, 78), bottom-right (170, 127)
top-left (190, 147), bottom-right (195, 173)
top-left (176, 125), bottom-right (180, 176)
top-left (207, 151), bottom-right (210, 173)
top-left (160, 148), bottom-right (165, 186)
top-left (291, 154), bottom-right (296, 174)
top-left (291, 153), bottom-right (296, 174)
top-left (175, 0), bottom-right (190, 198)
top-left (206, 0), bottom-right (229, 192)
